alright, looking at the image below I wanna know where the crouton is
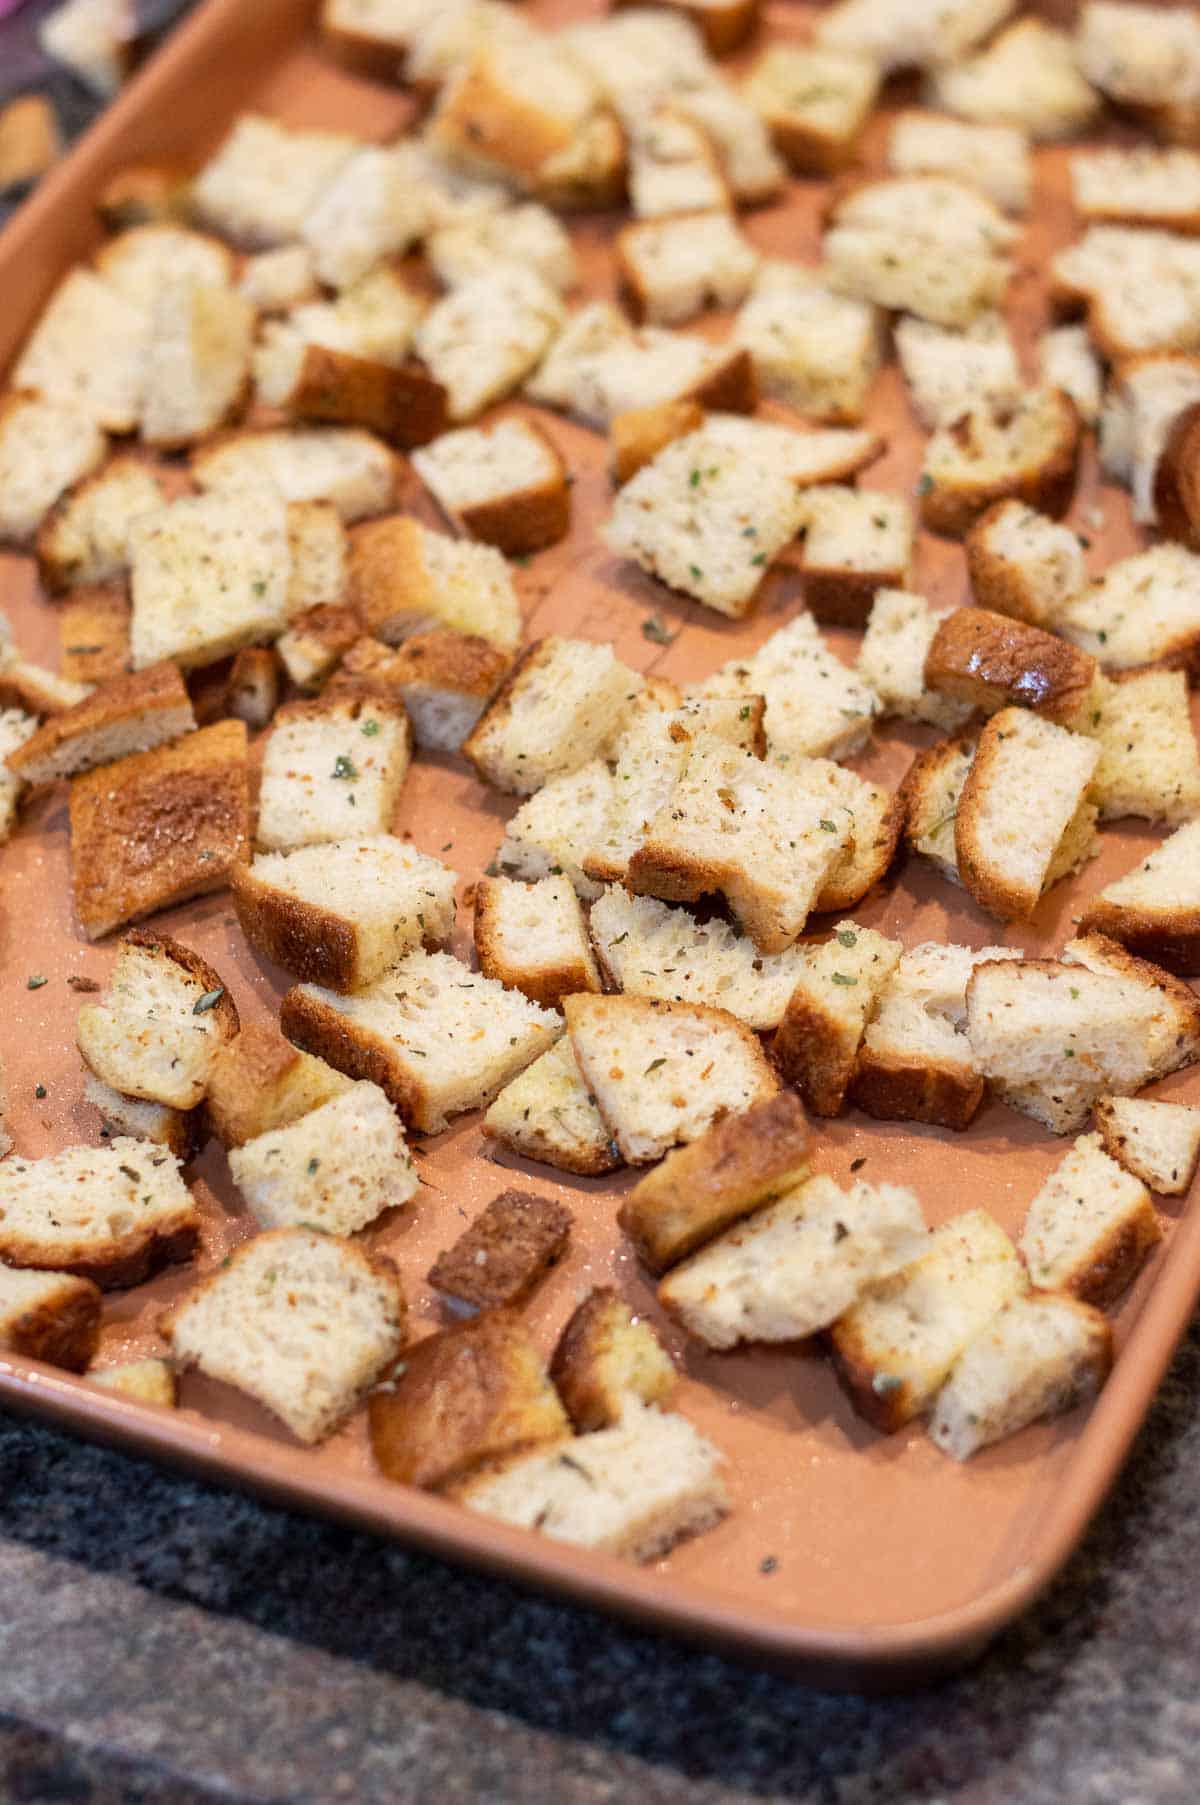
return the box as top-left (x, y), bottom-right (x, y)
top-left (901, 733), bottom-right (977, 884)
top-left (37, 455), bottom-right (166, 593)
top-left (496, 760), bottom-right (615, 901)
top-left (829, 1209), bottom-right (1027, 1433)
top-left (550, 1288), bottom-right (676, 1435)
top-left (743, 42), bottom-right (880, 175)
top-left (1153, 399), bottom-right (1200, 546)
top-left (259, 343), bottom-right (448, 451)
top-left (282, 947), bottom-right (562, 1133)
top-left (239, 244), bottom-right (319, 314)
top-left (75, 929), bottom-right (237, 1111)
top-left (1020, 1132), bottom-right (1160, 1306)
top-left (346, 517), bottom-right (521, 652)
top-left (283, 503), bottom-right (353, 621)
top-left (0, 1266), bottom-right (101, 1373)
top-left (625, 106), bottom-right (729, 221)
top-left (414, 266), bottom-right (565, 423)
top-left (233, 835), bottom-right (456, 994)
top-left (473, 875), bottom-right (600, 1010)
top-left (368, 1308), bottom-right (569, 1491)
top-left (930, 1293), bottom-right (1112, 1461)
top-left (138, 278), bottom-right (253, 450)
top-left (0, 646), bottom-right (89, 720)
top-left (39, 0), bottom-right (135, 96)
top-left (697, 612), bottom-right (876, 762)
top-left (616, 211), bottom-right (758, 327)
top-left (0, 95), bottom-right (60, 192)
top-left (255, 694), bottom-right (409, 853)
top-left (1076, 670), bottom-right (1200, 826)
top-left (58, 587), bottom-right (131, 687)
top-left (69, 719), bottom-right (249, 940)
top-left (276, 605), bottom-right (362, 693)
top-left (190, 115), bottom-right (357, 249)
top-left (807, 761), bottom-right (904, 915)
top-left (6, 662), bottom-right (193, 789)
top-left (774, 923), bottom-right (904, 1117)
top-left (90, 1358), bottom-right (177, 1408)
top-left (965, 500), bottom-right (1087, 629)
top-left (526, 305), bottom-right (755, 427)
top-left (815, 0), bottom-right (1014, 70)
top-left (0, 1138), bottom-right (198, 1289)
top-left (0, 706), bottom-right (35, 843)
top-left (732, 263), bottom-right (881, 425)
top-left (924, 609), bottom-right (1097, 725)
top-left (427, 29), bottom-right (602, 187)
top-left (93, 223), bottom-right (234, 308)
top-left (1059, 543), bottom-right (1200, 678)
top-left (920, 389), bottom-right (1081, 539)
top-left (1100, 352), bottom-right (1200, 525)
top-left (928, 20), bottom-right (1100, 140)
top-left (482, 1036), bottom-right (621, 1176)
top-left (618, 1090), bottom-right (809, 1273)
top-left (429, 1189), bottom-right (571, 1310)
top-left (192, 427), bottom-right (399, 523)
top-left (412, 419), bottom-right (569, 555)
top-left (301, 145), bottom-right (429, 290)
top-left (610, 399), bottom-right (706, 485)
top-left (1095, 1095), bottom-right (1200, 1196)
top-left (798, 486), bottom-right (914, 629)
top-left (254, 267), bottom-right (426, 382)
top-left (857, 592), bottom-right (971, 733)
top-left (1076, 2), bottom-right (1200, 119)
top-left (429, 203), bottom-right (577, 293)
top-left (669, 79), bottom-right (785, 209)
top-left (12, 268), bottom-right (147, 432)
top-left (1039, 326), bottom-right (1103, 427)
top-left (0, 394), bottom-right (107, 547)
top-left (1079, 819), bottom-right (1200, 972)
top-left (163, 1227), bottom-right (406, 1443)
top-left (1051, 226), bottom-right (1200, 361)
top-left (224, 647), bottom-right (280, 733)
top-left (128, 490), bottom-right (290, 672)
top-left (230, 1080), bottom-right (417, 1234)
top-left (463, 638), bottom-right (640, 798)
top-left (204, 1022), bottom-right (352, 1150)
top-left (887, 111), bottom-right (1030, 215)
top-left (896, 313), bottom-right (1020, 431)
top-left (332, 632), bottom-right (509, 753)
top-left (564, 992), bottom-right (778, 1165)
top-left (621, 0), bottom-right (756, 58)
top-left (83, 1074), bottom-right (198, 1161)
top-left (95, 161), bottom-right (190, 231)
top-left (1071, 146), bottom-right (1200, 236)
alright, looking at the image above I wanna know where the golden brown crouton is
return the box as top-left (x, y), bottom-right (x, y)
top-left (276, 343), bottom-right (449, 451)
top-left (473, 873), bottom-right (601, 1010)
top-left (6, 662), bottom-right (194, 788)
top-left (428, 1189), bottom-right (572, 1310)
top-left (330, 632), bottom-right (511, 753)
top-left (924, 606), bottom-right (1098, 723)
top-left (203, 1021), bottom-right (353, 1149)
top-left (549, 1287), bottom-right (677, 1432)
top-left (223, 646), bottom-right (281, 732)
top-left (0, 1268), bottom-right (102, 1373)
top-left (0, 95), bottom-right (60, 191)
top-left (609, 399), bottom-right (706, 486)
top-left (96, 161), bottom-right (191, 230)
top-left (58, 586), bottom-right (131, 686)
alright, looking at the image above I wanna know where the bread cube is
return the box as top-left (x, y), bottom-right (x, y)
top-left (0, 1266), bottom-right (101, 1373)
top-left (626, 106), bottom-right (729, 220)
top-left (464, 637), bottom-right (642, 796)
top-left (58, 587), bottom-right (132, 687)
top-left (1039, 326), bottom-right (1102, 426)
top-left (0, 707), bottom-right (37, 844)
top-left (428, 203), bottom-right (576, 292)
top-left (798, 486), bottom-right (913, 628)
top-left (140, 281), bottom-right (255, 450)
top-left (230, 1080), bottom-right (417, 1234)
top-left (347, 517), bottom-right (521, 651)
top-left (815, 0), bottom-right (1013, 70)
top-left (333, 633), bottom-right (510, 753)
top-left (1020, 1133), bottom-right (1160, 1306)
top-left (527, 306), bottom-right (755, 428)
top-left (744, 43), bottom-right (880, 174)
top-left (888, 111), bottom-right (1030, 214)
top-left (482, 1036), bottom-right (621, 1176)
top-left (239, 244), bottom-right (319, 313)
top-left (696, 611), bottom-right (877, 762)
top-left (1095, 1094), bottom-right (1200, 1196)
top-left (617, 211), bottom-right (759, 326)
top-left (1051, 226), bottom-right (1200, 361)
top-left (7, 662), bottom-right (194, 789)
top-left (1059, 544), bottom-right (1200, 678)
top-left (924, 608), bottom-right (1097, 724)
top-left (204, 1022), bottom-right (352, 1150)
top-left (83, 1074), bottom-right (198, 1161)
top-left (550, 1288), bottom-right (676, 1433)
top-left (857, 590), bottom-right (973, 731)
top-left (76, 929), bottom-right (238, 1110)
top-left (90, 1358), bottom-right (178, 1408)
top-left (896, 313), bottom-right (1020, 431)
top-left (302, 145), bottom-right (429, 289)
top-left (190, 114), bottom-right (358, 249)
top-left (920, 389), bottom-right (1081, 539)
top-left (13, 268), bottom-right (148, 432)
top-left (276, 605), bottom-right (362, 693)
top-left (412, 418), bottom-right (569, 555)
top-left (774, 923), bottom-right (904, 1117)
top-left (965, 500), bottom-right (1087, 629)
top-left (284, 501), bottom-right (349, 618)
top-left (192, 427), bottom-right (399, 522)
top-left (414, 266), bottom-right (565, 421)
top-left (928, 20), bottom-right (1100, 140)
top-left (128, 490), bottom-right (290, 671)
top-left (0, 394), bottom-right (106, 546)
top-left (473, 875), bottom-right (600, 1010)
top-left (428, 1188), bottom-right (571, 1310)
top-left (1082, 815), bottom-right (1200, 976)
top-left (733, 263), bottom-right (881, 423)
top-left (37, 455), bottom-right (166, 593)
top-left (1070, 146), bottom-right (1200, 235)
top-left (496, 760), bottom-right (616, 901)
top-left (255, 694), bottom-right (410, 853)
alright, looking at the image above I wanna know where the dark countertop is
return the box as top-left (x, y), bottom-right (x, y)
top-left (1, 1318), bottom-right (1200, 1803)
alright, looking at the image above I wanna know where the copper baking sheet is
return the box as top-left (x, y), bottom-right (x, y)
top-left (1, 0), bottom-right (1198, 1690)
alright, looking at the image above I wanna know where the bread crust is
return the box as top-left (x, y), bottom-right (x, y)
top-left (610, 399), bottom-right (706, 486)
top-left (449, 423), bottom-right (570, 555)
top-left (282, 344), bottom-right (449, 450)
top-left (224, 645), bottom-right (281, 731)
top-left (848, 1050), bottom-right (984, 1133)
top-left (0, 1276), bottom-right (102, 1372)
top-left (921, 391), bottom-right (1080, 539)
top-left (924, 606), bottom-right (1097, 723)
top-left (826, 1321), bottom-right (917, 1434)
top-left (0, 1201), bottom-right (200, 1293)
top-left (803, 566), bottom-right (900, 630)
top-left (1077, 895), bottom-right (1200, 976)
top-left (232, 864), bottom-right (363, 994)
top-left (1070, 931), bottom-right (1200, 1044)
top-left (773, 996), bottom-right (860, 1118)
top-left (432, 55), bottom-right (577, 183)
top-left (687, 345), bottom-right (758, 414)
top-left (35, 453), bottom-right (164, 594)
top-left (122, 927), bottom-right (240, 1042)
top-left (1154, 400), bottom-right (1200, 549)
top-left (428, 1189), bottom-right (571, 1309)
top-left (473, 876), bottom-right (598, 1010)
top-left (58, 585), bottom-right (132, 686)
top-left (550, 1286), bottom-right (676, 1431)
top-left (1055, 1197), bottom-right (1163, 1310)
top-left (6, 661), bottom-right (193, 786)
top-left (954, 711), bottom-right (1093, 922)
top-left (280, 986), bottom-right (432, 1127)
top-left (965, 499), bottom-right (1070, 625)
top-left (814, 784), bottom-right (904, 913)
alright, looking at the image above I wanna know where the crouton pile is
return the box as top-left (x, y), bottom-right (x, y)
top-left (1, 0), bottom-right (1200, 1572)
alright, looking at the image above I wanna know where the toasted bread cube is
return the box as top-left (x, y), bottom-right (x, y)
top-left (39, 0), bottom-right (135, 96)
top-left (464, 638), bottom-right (642, 797)
top-left (824, 176), bottom-right (1017, 331)
top-left (1039, 326), bottom-right (1102, 426)
top-left (255, 694), bottom-right (410, 853)
top-left (233, 834), bottom-right (456, 993)
top-left (965, 500), bottom-right (1087, 629)
top-left (473, 875), bottom-right (600, 1010)
top-left (282, 947), bottom-right (562, 1133)
top-left (224, 646), bottom-right (280, 733)
top-left (921, 389), bottom-right (1081, 539)
top-left (1071, 146), bottom-right (1200, 235)
top-left (0, 707), bottom-right (37, 843)
top-left (368, 1308), bottom-right (569, 1490)
top-left (621, 0), bottom-right (756, 57)
top-left (663, 77), bottom-right (786, 207)
top-left (0, 1266), bottom-right (101, 1373)
top-left (1020, 1133), bottom-right (1160, 1306)
top-left (1079, 818), bottom-right (1200, 971)
top-left (69, 719), bottom-right (249, 940)
top-left (618, 1090), bottom-right (809, 1273)
top-left (1077, 2), bottom-right (1200, 111)
top-left (0, 648), bottom-right (90, 721)
top-left (924, 608), bottom-right (1098, 724)
top-left (776, 757), bottom-right (895, 906)
top-left (564, 992), bottom-right (778, 1165)
top-left (76, 929), bottom-right (238, 1110)
top-left (412, 419), bottom-right (569, 555)
top-left (190, 115), bottom-right (357, 249)
top-left (6, 662), bottom-right (194, 789)
top-left (0, 1138), bottom-right (199, 1290)
top-left (90, 1357), bottom-right (177, 1407)
top-left (888, 111), bottom-right (1030, 214)
top-left (857, 590), bottom-right (972, 732)
top-left (334, 632), bottom-right (510, 753)
top-left (798, 486), bottom-right (913, 629)
top-left (733, 263), bottom-right (881, 425)
top-left (192, 427), bottom-right (398, 523)
top-left (617, 211), bottom-right (758, 327)
top-left (128, 490), bottom-right (290, 672)
top-left (896, 313), bottom-right (1020, 431)
top-left (1059, 543), bottom-right (1200, 678)
top-left (83, 1073), bottom-right (198, 1161)
top-left (426, 22), bottom-right (600, 178)
top-left (93, 221), bottom-right (233, 305)
top-left (302, 145), bottom-right (429, 289)
top-left (58, 587), bottom-right (131, 686)
top-left (624, 106), bottom-right (729, 221)
top-left (1051, 225), bottom-right (1200, 362)
top-left (610, 399), bottom-right (706, 486)
top-left (37, 455), bottom-right (166, 593)
top-left (483, 1036), bottom-right (621, 1177)
top-left (815, 0), bottom-right (1013, 70)
top-left (204, 1022), bottom-right (352, 1150)
top-left (429, 203), bottom-right (576, 292)
top-left (230, 1080), bottom-right (417, 1234)
top-left (139, 281), bottom-right (254, 451)
top-left (0, 95), bottom-right (61, 191)
top-left (1095, 1095), bottom-right (1200, 1196)
top-left (496, 760), bottom-right (616, 901)
top-left (744, 43), bottom-right (880, 174)
top-left (930, 1293), bottom-right (1112, 1461)
top-left (254, 267), bottom-right (425, 379)
top-left (276, 605), bottom-right (362, 692)
top-left (696, 612), bottom-right (876, 762)
top-left (428, 1188), bottom-right (571, 1310)
top-left (284, 501), bottom-right (348, 618)
top-left (774, 923), bottom-right (904, 1117)
top-left (928, 19), bottom-right (1100, 139)
top-left (0, 394), bottom-right (107, 547)
top-left (415, 266), bottom-right (565, 422)
top-left (550, 1288), bottom-right (676, 1433)
top-left (830, 1209), bottom-right (1027, 1433)
top-left (13, 268), bottom-right (148, 432)
top-left (239, 244), bottom-right (319, 314)
top-left (527, 301), bottom-right (640, 410)
top-left (901, 733), bottom-right (978, 884)
top-left (162, 1228), bottom-right (406, 1443)
top-left (347, 516), bottom-right (520, 652)
top-left (1100, 350), bottom-right (1200, 526)
top-left (530, 313), bottom-right (756, 429)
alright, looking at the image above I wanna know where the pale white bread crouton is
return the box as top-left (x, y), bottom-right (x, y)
top-left (93, 226), bottom-right (234, 311)
top-left (1098, 352), bottom-right (1200, 524)
top-left (282, 949), bottom-right (561, 1134)
top-left (660, 1174), bottom-right (926, 1351)
top-left (496, 760), bottom-right (615, 901)
top-left (253, 270), bottom-right (427, 409)
top-left (83, 1074), bottom-right (197, 1162)
top-left (1019, 1132), bottom-right (1160, 1306)
top-left (255, 694), bottom-right (411, 853)
top-left (426, 27), bottom-right (602, 185)
top-left (823, 176), bottom-right (1018, 331)
top-left (953, 708), bottom-right (1099, 922)
top-left (1058, 542), bottom-right (1200, 678)
top-left (621, 0), bottom-right (755, 59)
top-left (800, 758), bottom-right (904, 915)
top-left (852, 941), bottom-right (1020, 1131)
top-left (232, 834), bottom-right (456, 994)
top-left (797, 485), bottom-right (914, 629)
top-left (190, 115), bottom-right (358, 250)
top-left (930, 1293), bottom-right (1112, 1462)
top-left (347, 516), bottom-right (520, 652)
top-left (895, 313), bottom-right (1020, 431)
top-left (1039, 327), bottom-right (1103, 427)
top-left (414, 265), bottom-right (565, 423)
top-left (564, 8), bottom-right (710, 115)
top-left (1079, 670), bottom-right (1200, 826)
top-left (384, 138), bottom-right (511, 230)
top-left (1076, 2), bottom-right (1200, 108)
top-left (887, 112), bottom-right (1031, 215)
top-left (412, 418), bottom-right (568, 555)
top-left (6, 661), bottom-right (194, 788)
top-left (525, 298), bottom-right (635, 405)
top-left (473, 874), bottom-right (601, 1009)
top-left (695, 612), bottom-right (876, 762)
top-left (1071, 147), bottom-right (1200, 235)
top-left (0, 707), bottom-right (37, 844)
top-left (924, 609), bottom-right (1098, 726)
top-left (625, 106), bottom-right (729, 220)
top-left (76, 930), bottom-right (238, 1112)
top-left (529, 108), bottom-right (627, 215)
top-left (0, 394), bottom-right (106, 547)
top-left (901, 733), bottom-right (977, 885)
top-left (965, 499), bottom-right (1087, 629)
top-left (229, 1080), bottom-right (417, 1234)
top-left (90, 1358), bottom-right (177, 1407)
top-left (773, 922), bottom-right (904, 1117)
top-left (830, 1209), bottom-right (1027, 1432)
top-left (742, 43), bottom-right (881, 176)
top-left (698, 413), bottom-right (881, 488)
top-left (36, 456), bottom-right (165, 592)
top-left (927, 20), bottom-right (1100, 140)
top-left (162, 1227), bottom-right (406, 1443)
top-left (457, 1398), bottom-right (728, 1563)
top-left (128, 489), bottom-right (290, 672)
top-left (0, 1138), bottom-right (198, 1289)
top-left (733, 262), bottom-right (881, 425)
top-left (482, 1035), bottom-right (620, 1176)
top-left (284, 502), bottom-right (353, 611)
top-left (626, 744), bottom-right (854, 953)
top-left (204, 1021), bottom-right (353, 1151)
top-left (668, 80), bottom-right (785, 206)
top-left (617, 211), bottom-right (759, 327)
top-left (0, 1265), bottom-right (101, 1373)
top-left (192, 428), bottom-right (398, 523)
top-left (39, 0), bottom-right (134, 96)
top-left (239, 245), bottom-right (319, 314)
top-left (550, 1287), bottom-right (676, 1434)
top-left (857, 591), bottom-right (973, 731)
top-left (1051, 227), bottom-right (1200, 360)
top-left (1080, 819), bottom-right (1200, 973)
top-left (528, 308), bottom-right (755, 428)
top-left (429, 204), bottom-right (576, 293)
top-left (301, 145), bottom-right (430, 290)
top-left (13, 268), bottom-right (147, 432)
top-left (564, 992), bottom-right (777, 1164)
top-left (332, 632), bottom-right (509, 752)
top-left (815, 0), bottom-right (1013, 71)
top-left (464, 637), bottom-right (643, 797)
top-left (1067, 933), bottom-right (1200, 1074)
top-left (1095, 1095), bottom-right (1200, 1196)
top-left (920, 388), bottom-right (1081, 539)
top-left (589, 887), bottom-right (805, 1031)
